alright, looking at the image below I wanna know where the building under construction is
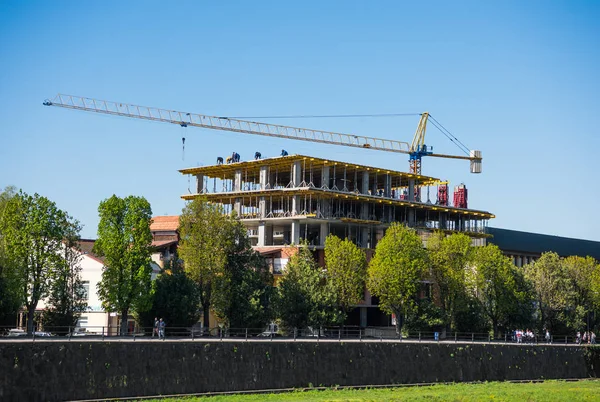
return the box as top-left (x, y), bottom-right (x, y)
top-left (180, 153), bottom-right (493, 255)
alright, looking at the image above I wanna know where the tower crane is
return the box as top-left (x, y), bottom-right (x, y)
top-left (43, 94), bottom-right (482, 175)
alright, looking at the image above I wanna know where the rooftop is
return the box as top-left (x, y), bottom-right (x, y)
top-left (179, 154), bottom-right (441, 186)
top-left (151, 215), bottom-right (179, 232)
top-left (487, 227), bottom-right (600, 260)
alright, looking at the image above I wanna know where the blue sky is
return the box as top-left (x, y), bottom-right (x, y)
top-left (1, 1), bottom-right (599, 241)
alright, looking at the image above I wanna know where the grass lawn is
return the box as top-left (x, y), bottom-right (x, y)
top-left (148, 380), bottom-right (600, 401)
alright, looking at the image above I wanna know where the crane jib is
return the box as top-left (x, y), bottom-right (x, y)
top-left (43, 94), bottom-right (482, 173)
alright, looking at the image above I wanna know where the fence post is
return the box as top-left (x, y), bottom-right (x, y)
top-left (293, 327), bottom-right (297, 341)
top-left (504, 333), bottom-right (507, 343)
top-left (133, 331), bottom-right (136, 341)
top-left (219, 328), bottom-right (223, 341)
top-left (32, 331), bottom-right (35, 342)
top-left (68, 326), bottom-right (72, 341)
top-left (338, 328), bottom-right (341, 341)
top-left (565, 336), bottom-right (567, 344)
top-left (359, 328), bottom-right (362, 342)
top-left (418, 332), bottom-right (421, 342)
top-left (245, 328), bottom-right (248, 341)
top-left (270, 330), bottom-right (273, 341)
top-left (488, 334), bottom-right (491, 343)
top-left (102, 326), bottom-right (105, 342)
top-left (455, 332), bottom-right (457, 343)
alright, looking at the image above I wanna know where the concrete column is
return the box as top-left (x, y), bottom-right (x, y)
top-left (321, 165), bottom-right (330, 189)
top-left (257, 222), bottom-right (266, 247)
top-left (517, 256), bottom-right (522, 268)
top-left (292, 161), bottom-right (302, 187)
top-left (259, 197), bottom-right (266, 218)
top-left (360, 307), bottom-right (367, 328)
top-left (362, 171), bottom-right (370, 195)
top-left (408, 179), bottom-right (415, 201)
top-left (234, 170), bottom-right (242, 192)
top-left (234, 198), bottom-right (241, 216)
top-left (198, 176), bottom-right (206, 194)
top-left (384, 174), bottom-right (392, 197)
top-left (292, 195), bottom-right (300, 216)
top-left (361, 227), bottom-right (369, 248)
top-left (408, 209), bottom-right (415, 227)
top-left (291, 219), bottom-right (300, 244)
top-left (439, 213), bottom-right (447, 230)
top-left (259, 166), bottom-right (269, 190)
top-left (320, 223), bottom-right (328, 246)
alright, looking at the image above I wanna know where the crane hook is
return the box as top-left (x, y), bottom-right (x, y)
top-left (182, 137), bottom-right (186, 161)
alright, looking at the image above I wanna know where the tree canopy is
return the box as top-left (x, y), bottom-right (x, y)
top-left (367, 223), bottom-right (428, 335)
top-left (277, 244), bottom-right (338, 331)
top-left (1, 191), bottom-right (75, 333)
top-left (324, 234), bottom-right (367, 325)
top-left (94, 195), bottom-right (153, 335)
top-left (427, 232), bottom-right (473, 331)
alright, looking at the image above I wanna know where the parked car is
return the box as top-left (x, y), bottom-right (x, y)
top-left (6, 329), bottom-right (27, 337)
top-left (257, 323), bottom-right (281, 337)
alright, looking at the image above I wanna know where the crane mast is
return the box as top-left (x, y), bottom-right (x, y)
top-left (43, 94), bottom-right (482, 174)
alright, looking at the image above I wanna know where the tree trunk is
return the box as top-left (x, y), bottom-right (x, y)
top-left (203, 303), bottom-right (210, 331)
top-left (394, 309), bottom-right (403, 337)
top-left (26, 305), bottom-right (36, 334)
top-left (120, 309), bottom-right (129, 336)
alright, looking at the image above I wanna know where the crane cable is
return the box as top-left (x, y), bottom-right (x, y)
top-left (428, 115), bottom-right (471, 156)
top-left (227, 113), bottom-right (422, 119)
top-left (228, 112), bottom-right (472, 157)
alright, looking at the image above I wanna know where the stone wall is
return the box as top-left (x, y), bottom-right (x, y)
top-left (1, 341), bottom-right (598, 402)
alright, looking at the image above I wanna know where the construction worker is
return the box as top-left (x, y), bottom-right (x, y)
top-left (217, 156), bottom-right (223, 165)
top-left (231, 152), bottom-right (240, 163)
top-left (281, 149), bottom-right (288, 156)
top-left (226, 156), bottom-right (233, 164)
top-left (255, 151), bottom-right (261, 160)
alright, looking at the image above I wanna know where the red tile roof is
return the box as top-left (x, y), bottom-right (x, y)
top-left (151, 216), bottom-right (180, 232)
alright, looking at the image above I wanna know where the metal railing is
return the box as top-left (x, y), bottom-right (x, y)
top-left (1, 325), bottom-right (596, 345)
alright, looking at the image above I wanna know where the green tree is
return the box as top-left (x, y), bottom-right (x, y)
top-left (1, 191), bottom-right (71, 333)
top-left (178, 198), bottom-right (237, 329)
top-left (94, 195), bottom-right (153, 335)
top-left (210, 218), bottom-right (275, 329)
top-left (324, 234), bottom-right (367, 326)
top-left (43, 217), bottom-right (88, 334)
top-left (278, 244), bottom-right (338, 331)
top-left (427, 232), bottom-right (473, 332)
top-left (524, 252), bottom-right (573, 333)
top-left (0, 186), bottom-right (22, 326)
top-left (563, 255), bottom-right (600, 331)
top-left (138, 259), bottom-right (200, 330)
top-left (471, 244), bottom-right (534, 337)
top-left (367, 223), bottom-right (428, 335)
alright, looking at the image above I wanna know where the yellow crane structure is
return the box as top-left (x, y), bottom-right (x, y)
top-left (43, 94), bottom-right (482, 175)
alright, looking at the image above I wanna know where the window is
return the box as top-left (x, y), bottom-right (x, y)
top-left (81, 281), bottom-right (89, 301)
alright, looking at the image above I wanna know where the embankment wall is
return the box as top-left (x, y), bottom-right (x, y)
top-left (1, 341), bottom-right (598, 401)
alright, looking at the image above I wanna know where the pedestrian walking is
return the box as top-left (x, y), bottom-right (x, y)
top-left (545, 329), bottom-right (550, 343)
top-left (591, 332), bottom-right (596, 344)
top-left (576, 331), bottom-right (581, 345)
top-left (152, 317), bottom-right (159, 338)
top-left (158, 318), bottom-right (166, 340)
